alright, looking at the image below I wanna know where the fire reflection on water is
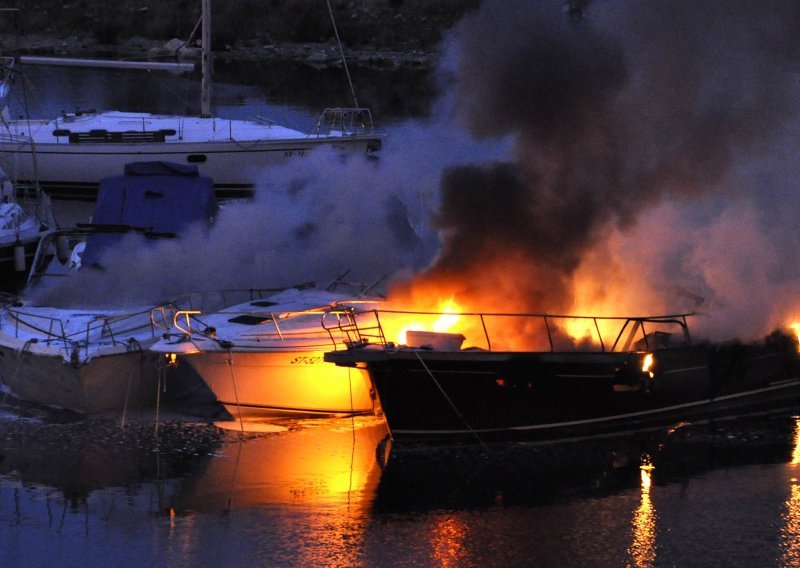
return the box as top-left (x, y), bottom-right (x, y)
top-left (430, 516), bottom-right (470, 568)
top-left (180, 417), bottom-right (391, 510)
top-left (628, 454), bottom-right (657, 568)
top-left (781, 417), bottom-right (800, 565)
top-left (165, 417), bottom-right (391, 565)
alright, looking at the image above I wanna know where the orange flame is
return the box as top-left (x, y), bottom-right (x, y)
top-left (791, 322), bottom-right (800, 352)
top-left (383, 261), bottom-right (687, 352)
top-left (396, 298), bottom-right (462, 344)
top-left (384, 277), bottom-right (603, 351)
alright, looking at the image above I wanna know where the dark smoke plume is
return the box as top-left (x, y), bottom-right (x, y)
top-left (395, 0), bottom-right (800, 339)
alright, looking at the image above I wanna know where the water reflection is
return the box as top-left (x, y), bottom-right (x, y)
top-left (373, 439), bottom-right (645, 514)
top-left (2, 406), bottom-right (800, 566)
top-left (781, 417), bottom-right (800, 565)
top-left (628, 454), bottom-right (657, 568)
top-left (163, 417), bottom-right (391, 567)
top-left (172, 417), bottom-right (390, 511)
top-left (0, 408), bottom-right (391, 516)
top-left (430, 516), bottom-right (470, 568)
top-left (0, 408), bottom-right (391, 566)
top-left (0, 411), bottom-right (223, 508)
top-left (7, 59), bottom-right (433, 128)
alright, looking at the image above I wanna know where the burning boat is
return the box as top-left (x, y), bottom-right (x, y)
top-left (324, 308), bottom-right (800, 444)
top-left (0, 162), bottom-right (216, 414)
top-left (150, 284), bottom-right (384, 420)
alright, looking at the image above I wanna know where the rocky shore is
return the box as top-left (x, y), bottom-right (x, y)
top-left (1, 33), bottom-right (437, 71)
top-left (0, 1), bottom-right (482, 71)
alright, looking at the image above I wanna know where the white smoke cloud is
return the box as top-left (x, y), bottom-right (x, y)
top-left (31, 117), bottom-right (508, 308)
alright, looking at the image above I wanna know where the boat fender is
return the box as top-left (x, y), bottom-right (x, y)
top-left (55, 235), bottom-right (71, 264)
top-left (70, 345), bottom-right (81, 367)
top-left (13, 239), bottom-right (25, 272)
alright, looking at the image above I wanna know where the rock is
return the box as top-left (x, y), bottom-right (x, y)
top-left (305, 51), bottom-right (334, 64)
top-left (163, 38), bottom-right (185, 53)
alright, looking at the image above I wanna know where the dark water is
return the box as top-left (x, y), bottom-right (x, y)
top-left (1, 402), bottom-right (800, 567)
top-left (6, 58), bottom-right (434, 131)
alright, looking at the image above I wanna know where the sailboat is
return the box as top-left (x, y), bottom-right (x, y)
top-left (0, 1), bottom-right (382, 200)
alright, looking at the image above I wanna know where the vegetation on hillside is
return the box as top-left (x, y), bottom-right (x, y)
top-left (0, 0), bottom-right (481, 53)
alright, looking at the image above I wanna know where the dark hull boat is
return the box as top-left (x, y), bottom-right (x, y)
top-left (324, 311), bottom-right (800, 444)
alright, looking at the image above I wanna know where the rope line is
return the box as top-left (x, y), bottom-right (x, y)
top-left (412, 349), bottom-right (488, 450)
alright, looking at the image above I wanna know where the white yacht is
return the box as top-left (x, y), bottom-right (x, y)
top-left (151, 286), bottom-right (384, 420)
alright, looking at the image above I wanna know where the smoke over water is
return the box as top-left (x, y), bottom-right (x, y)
top-left (32, 0), bottom-right (800, 343)
top-left (392, 0), bottom-right (800, 342)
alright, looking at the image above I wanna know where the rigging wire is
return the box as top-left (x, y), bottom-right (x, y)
top-left (325, 0), bottom-right (359, 108)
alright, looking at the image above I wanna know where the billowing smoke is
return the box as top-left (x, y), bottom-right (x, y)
top-left (393, 0), bottom-right (800, 341)
top-left (30, 120), bottom-right (504, 308)
top-left (30, 1), bottom-right (800, 343)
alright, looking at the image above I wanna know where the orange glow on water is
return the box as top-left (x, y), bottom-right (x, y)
top-left (629, 455), bottom-right (657, 567)
top-left (783, 422), bottom-right (800, 567)
top-left (430, 516), bottom-right (469, 567)
top-left (782, 482), bottom-right (800, 566)
top-left (791, 417), bottom-right (800, 466)
top-left (181, 417), bottom-right (389, 509)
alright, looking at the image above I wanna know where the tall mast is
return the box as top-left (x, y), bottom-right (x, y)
top-left (200, 0), bottom-right (212, 118)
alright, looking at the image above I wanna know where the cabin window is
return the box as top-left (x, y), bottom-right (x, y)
top-left (187, 154), bottom-right (207, 163)
top-left (228, 315), bottom-right (274, 325)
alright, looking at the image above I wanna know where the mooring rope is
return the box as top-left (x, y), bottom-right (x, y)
top-left (226, 435), bottom-right (244, 511)
top-left (412, 349), bottom-right (488, 450)
top-left (121, 365), bottom-right (134, 429)
top-left (1, 338), bottom-right (36, 404)
top-left (154, 359), bottom-right (162, 438)
top-left (227, 348), bottom-right (244, 436)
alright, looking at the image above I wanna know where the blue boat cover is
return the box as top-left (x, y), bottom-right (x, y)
top-left (81, 161), bottom-right (217, 267)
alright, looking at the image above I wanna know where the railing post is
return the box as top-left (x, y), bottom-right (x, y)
top-left (480, 314), bottom-right (491, 351)
top-left (594, 318), bottom-right (605, 352)
top-left (272, 314), bottom-right (284, 340)
top-left (543, 316), bottom-right (553, 352)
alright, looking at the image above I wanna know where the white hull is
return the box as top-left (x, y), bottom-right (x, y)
top-left (0, 298), bottom-right (175, 414)
top-left (180, 350), bottom-right (379, 419)
top-left (0, 340), bottom-right (162, 413)
top-left (0, 111), bottom-right (381, 199)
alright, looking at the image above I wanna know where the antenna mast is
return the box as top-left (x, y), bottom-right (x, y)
top-left (200, 0), bottom-right (212, 118)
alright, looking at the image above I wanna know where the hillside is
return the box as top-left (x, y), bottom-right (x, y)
top-left (0, 1), bottom-right (481, 68)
